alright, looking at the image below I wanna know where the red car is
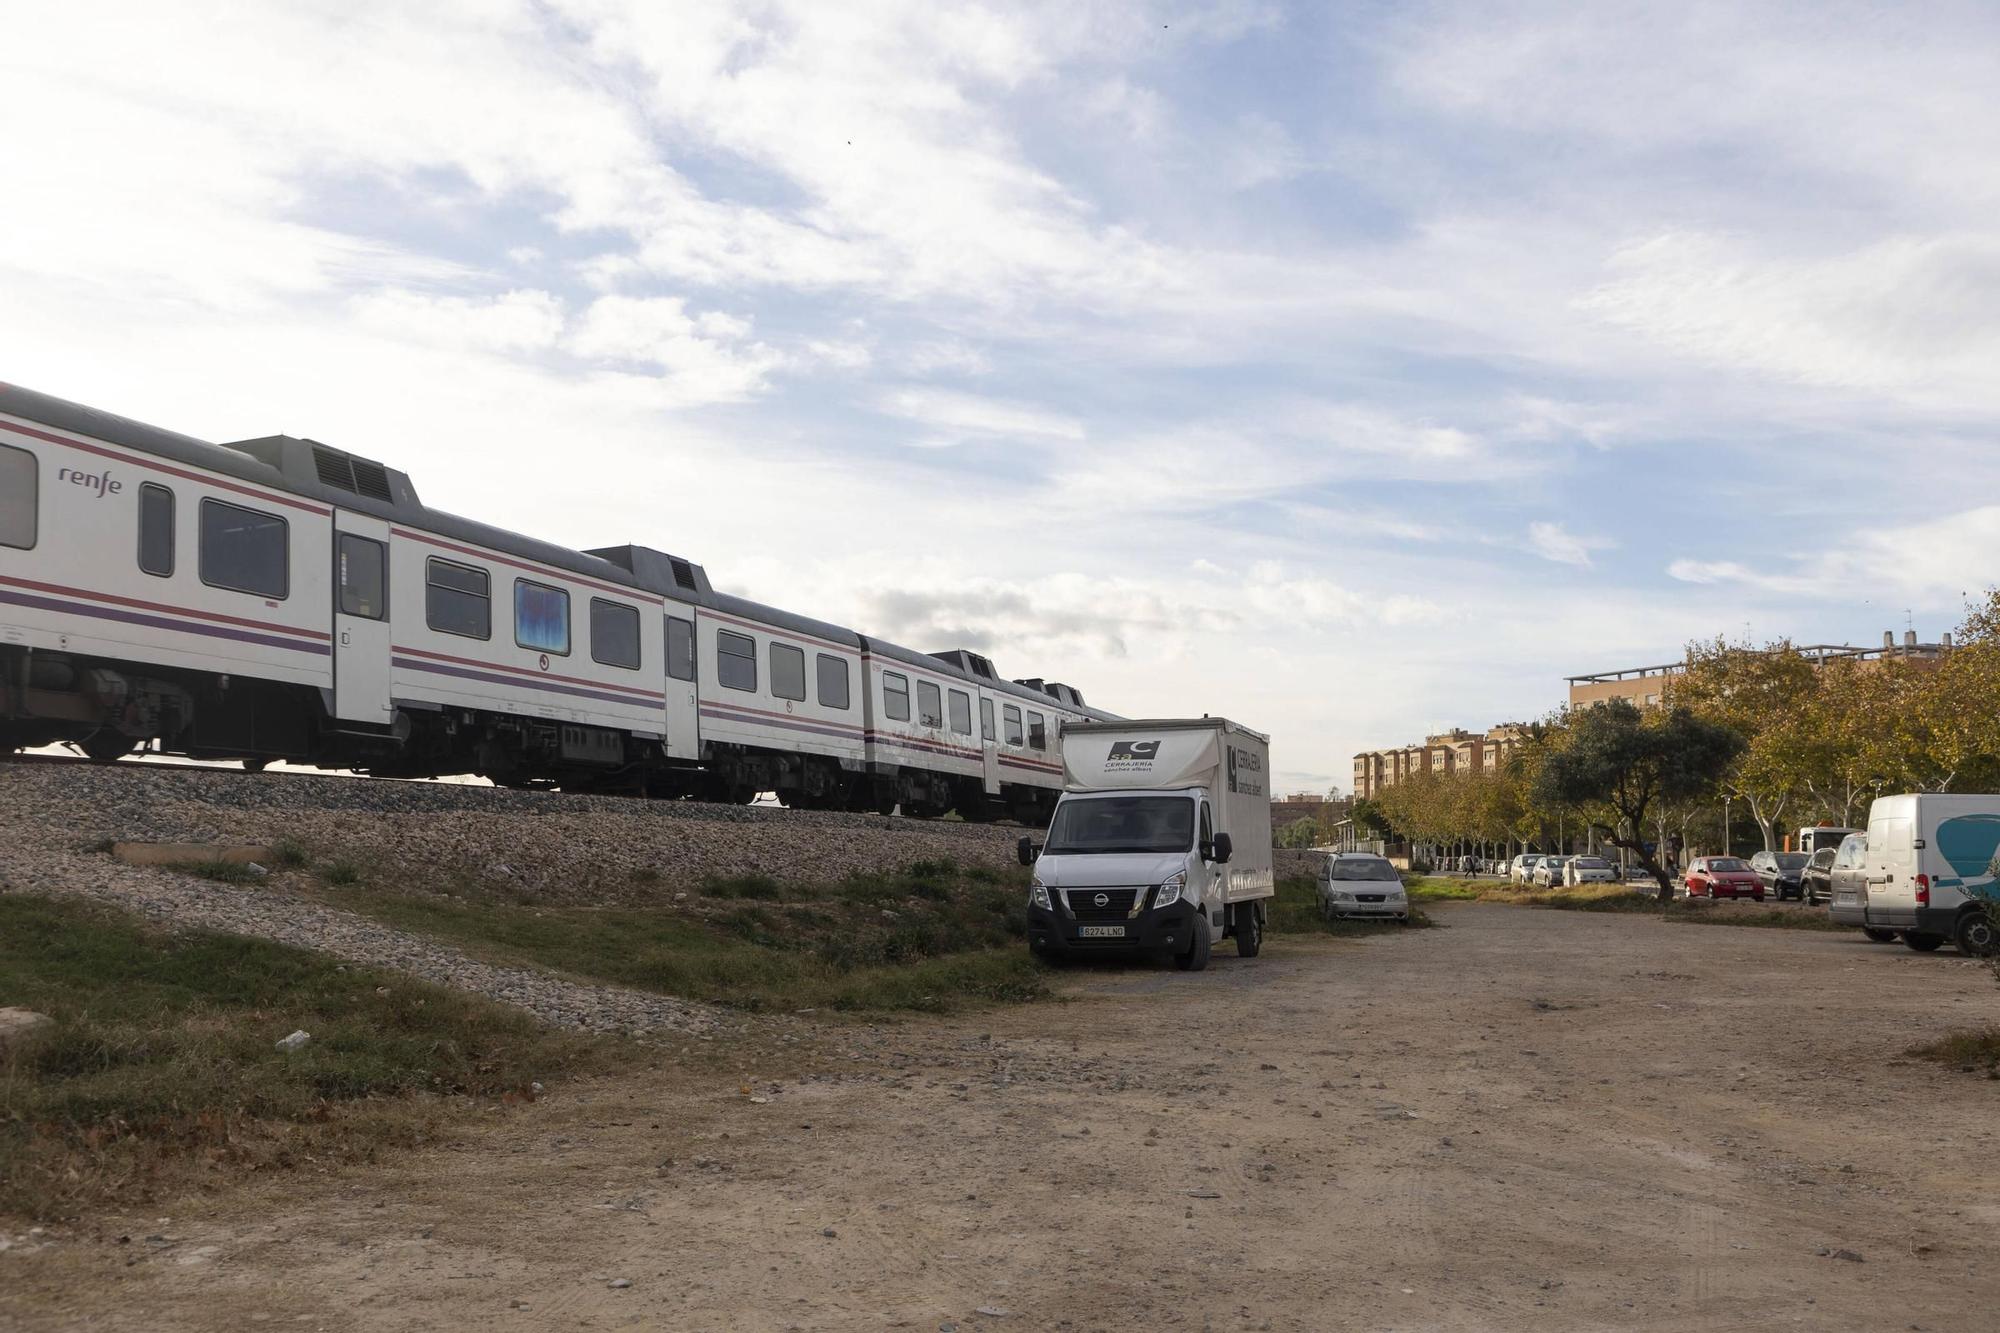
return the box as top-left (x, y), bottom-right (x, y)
top-left (1685, 856), bottom-right (1764, 901)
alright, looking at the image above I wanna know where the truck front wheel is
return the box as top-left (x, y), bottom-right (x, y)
top-left (1176, 918), bottom-right (1211, 972)
top-left (1234, 905), bottom-right (1262, 958)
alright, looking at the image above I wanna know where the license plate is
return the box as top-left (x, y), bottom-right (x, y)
top-left (1078, 925), bottom-right (1126, 938)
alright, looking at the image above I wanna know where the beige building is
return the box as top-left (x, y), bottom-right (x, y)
top-left (1352, 724), bottom-right (1527, 800)
top-left (1566, 630), bottom-right (1951, 710)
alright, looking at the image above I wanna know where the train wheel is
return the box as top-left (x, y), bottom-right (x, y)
top-left (77, 730), bottom-right (136, 764)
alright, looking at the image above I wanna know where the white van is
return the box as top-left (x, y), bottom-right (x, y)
top-left (1856, 794), bottom-right (2000, 955)
top-left (1021, 718), bottom-right (1274, 971)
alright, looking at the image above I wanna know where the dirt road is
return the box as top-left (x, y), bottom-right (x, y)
top-left (10, 904), bottom-right (2000, 1331)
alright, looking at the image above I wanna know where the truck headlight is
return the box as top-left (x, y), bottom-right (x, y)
top-left (1029, 879), bottom-right (1053, 911)
top-left (1153, 870), bottom-right (1188, 909)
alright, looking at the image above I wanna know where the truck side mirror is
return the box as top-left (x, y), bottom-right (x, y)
top-left (1017, 836), bottom-right (1036, 867)
top-left (1210, 832), bottom-right (1232, 865)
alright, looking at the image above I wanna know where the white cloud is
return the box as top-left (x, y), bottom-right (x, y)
top-left (349, 289), bottom-right (565, 355)
top-left (1527, 521), bottom-right (1613, 568)
top-left (1670, 505), bottom-right (2000, 604)
top-left (878, 387), bottom-right (1086, 443)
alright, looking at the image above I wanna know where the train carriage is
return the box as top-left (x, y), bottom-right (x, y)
top-left (0, 381), bottom-right (1119, 822)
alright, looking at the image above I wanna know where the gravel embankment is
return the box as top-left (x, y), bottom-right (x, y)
top-left (0, 760), bottom-right (1030, 1037)
top-left (0, 760), bottom-right (1025, 904)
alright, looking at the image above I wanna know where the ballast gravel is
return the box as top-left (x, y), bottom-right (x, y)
top-left (0, 759), bottom-right (1027, 1035)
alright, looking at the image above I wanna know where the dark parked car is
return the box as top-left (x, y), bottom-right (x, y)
top-left (1749, 850), bottom-right (1809, 901)
top-left (1800, 847), bottom-right (1837, 905)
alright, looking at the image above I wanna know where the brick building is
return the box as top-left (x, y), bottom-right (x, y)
top-left (1351, 724), bottom-right (1527, 800)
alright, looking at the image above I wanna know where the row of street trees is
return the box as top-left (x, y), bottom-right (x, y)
top-left (1360, 592), bottom-right (2000, 899)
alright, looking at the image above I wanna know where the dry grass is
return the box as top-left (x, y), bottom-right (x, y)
top-left (315, 859), bottom-right (1053, 1015)
top-left (0, 893), bottom-right (617, 1222)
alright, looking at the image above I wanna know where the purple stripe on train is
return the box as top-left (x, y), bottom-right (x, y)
top-left (0, 588), bottom-right (331, 656)
top-left (393, 657), bottom-right (654, 709)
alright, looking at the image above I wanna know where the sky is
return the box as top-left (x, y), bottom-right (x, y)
top-left (6, 1), bottom-right (2000, 795)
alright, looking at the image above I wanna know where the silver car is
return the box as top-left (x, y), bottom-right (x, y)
top-left (1532, 855), bottom-right (1572, 887)
top-left (1320, 853), bottom-right (1410, 922)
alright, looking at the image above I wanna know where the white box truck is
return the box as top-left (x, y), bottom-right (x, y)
top-left (1837, 794), bottom-right (2000, 954)
top-left (1018, 717), bottom-right (1274, 971)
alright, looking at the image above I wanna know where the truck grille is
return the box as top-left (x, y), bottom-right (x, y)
top-left (1067, 888), bottom-right (1140, 920)
top-left (1356, 894), bottom-right (1386, 903)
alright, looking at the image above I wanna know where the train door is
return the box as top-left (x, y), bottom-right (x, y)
top-left (331, 511), bottom-right (393, 723)
top-left (980, 695), bottom-right (1001, 795)
top-left (663, 607), bottom-right (700, 760)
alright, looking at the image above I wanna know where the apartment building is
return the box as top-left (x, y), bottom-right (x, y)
top-left (1352, 724), bottom-right (1527, 799)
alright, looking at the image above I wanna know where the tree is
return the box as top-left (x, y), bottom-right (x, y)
top-left (1534, 700), bottom-right (1745, 902)
top-left (1350, 798), bottom-right (1391, 839)
top-left (1276, 816), bottom-right (1324, 850)
top-left (1670, 639), bottom-right (1819, 851)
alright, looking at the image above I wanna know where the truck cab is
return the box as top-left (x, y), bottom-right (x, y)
top-left (1021, 717), bottom-right (1273, 971)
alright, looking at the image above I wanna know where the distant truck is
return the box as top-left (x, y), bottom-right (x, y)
top-left (1795, 825), bottom-right (1861, 856)
top-left (1019, 718), bottom-right (1274, 971)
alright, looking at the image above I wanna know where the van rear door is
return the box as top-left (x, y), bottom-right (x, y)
top-left (1866, 807), bottom-right (1918, 929)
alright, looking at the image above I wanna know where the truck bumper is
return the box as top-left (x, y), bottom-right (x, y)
top-left (1914, 905), bottom-right (1967, 938)
top-left (1028, 900), bottom-right (1201, 957)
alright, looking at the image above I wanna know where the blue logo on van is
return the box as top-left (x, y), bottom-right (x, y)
top-left (1936, 813), bottom-right (2000, 897)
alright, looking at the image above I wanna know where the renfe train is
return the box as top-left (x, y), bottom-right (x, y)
top-left (0, 383), bottom-right (1115, 821)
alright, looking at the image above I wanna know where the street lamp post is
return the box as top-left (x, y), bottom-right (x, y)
top-left (1723, 795), bottom-right (1732, 858)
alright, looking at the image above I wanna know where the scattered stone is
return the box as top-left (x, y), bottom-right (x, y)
top-left (1829, 1248), bottom-right (1864, 1263)
top-left (1186, 1190), bottom-right (1222, 1199)
top-left (975, 1308), bottom-right (1010, 1319)
top-left (821, 1228), bottom-right (837, 1238)
top-left (0, 1008), bottom-right (53, 1052)
top-left (608, 1278), bottom-right (632, 1289)
top-left (274, 1030), bottom-right (311, 1053)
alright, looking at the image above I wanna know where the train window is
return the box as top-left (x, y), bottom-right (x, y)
top-left (1028, 711), bottom-right (1047, 751)
top-left (590, 599), bottom-right (641, 670)
top-left (666, 616), bottom-right (696, 681)
top-left (0, 444), bottom-right (33, 549)
top-left (917, 680), bottom-right (943, 729)
top-left (816, 654), bottom-right (850, 710)
top-left (948, 689), bottom-right (972, 735)
top-left (980, 697), bottom-right (995, 742)
top-left (137, 483), bottom-right (174, 577)
top-left (770, 642), bottom-right (806, 700)
top-left (718, 629), bottom-right (756, 691)
top-left (884, 671), bottom-right (910, 721)
top-left (1004, 704), bottom-right (1023, 746)
top-left (337, 534), bottom-right (387, 620)
top-left (425, 557), bottom-right (490, 639)
top-left (514, 580), bottom-right (570, 655)
top-left (199, 499), bottom-right (288, 599)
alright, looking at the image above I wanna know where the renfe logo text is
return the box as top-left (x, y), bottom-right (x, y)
top-left (58, 466), bottom-right (122, 497)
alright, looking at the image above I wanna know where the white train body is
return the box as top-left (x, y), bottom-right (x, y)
top-left (0, 383), bottom-right (1108, 818)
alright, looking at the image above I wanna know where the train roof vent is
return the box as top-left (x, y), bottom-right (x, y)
top-left (584, 544), bottom-right (712, 597)
top-left (1013, 676), bottom-right (1047, 693)
top-left (312, 445), bottom-right (356, 492)
top-left (350, 458), bottom-right (394, 502)
top-left (929, 650), bottom-right (997, 679)
top-left (309, 442), bottom-right (397, 502)
top-left (1049, 682), bottom-right (1084, 706)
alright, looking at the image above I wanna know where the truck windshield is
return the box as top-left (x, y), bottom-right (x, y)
top-left (1045, 796), bottom-right (1194, 855)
